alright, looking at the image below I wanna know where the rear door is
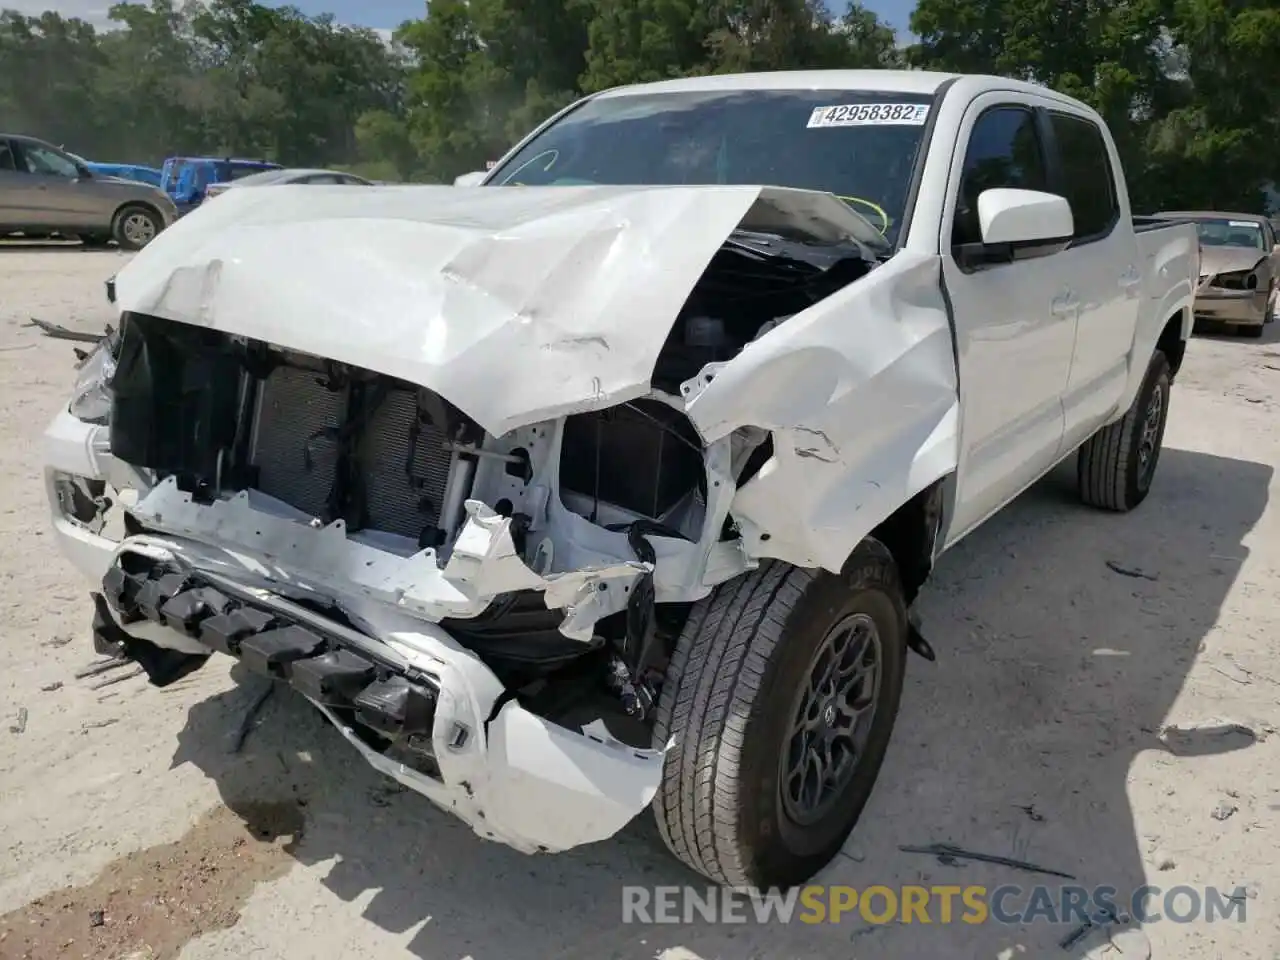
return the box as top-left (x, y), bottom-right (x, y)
top-left (1042, 108), bottom-right (1142, 451)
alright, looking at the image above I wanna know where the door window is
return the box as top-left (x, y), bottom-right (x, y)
top-left (952, 107), bottom-right (1048, 248)
top-left (0, 141), bottom-right (15, 171)
top-left (1048, 112), bottom-right (1119, 242)
top-left (19, 143), bottom-right (81, 178)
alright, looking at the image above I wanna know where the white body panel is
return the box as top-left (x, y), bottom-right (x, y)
top-left (42, 69), bottom-right (1197, 856)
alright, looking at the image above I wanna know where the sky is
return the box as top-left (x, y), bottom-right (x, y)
top-left (17, 0), bottom-right (916, 35)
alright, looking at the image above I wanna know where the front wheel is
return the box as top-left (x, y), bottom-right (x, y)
top-left (112, 204), bottom-right (162, 251)
top-left (652, 544), bottom-right (908, 889)
top-left (1078, 349), bottom-right (1171, 511)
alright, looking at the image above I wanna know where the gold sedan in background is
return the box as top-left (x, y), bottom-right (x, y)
top-left (1155, 211), bottom-right (1278, 338)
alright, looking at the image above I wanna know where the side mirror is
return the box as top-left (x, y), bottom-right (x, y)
top-left (978, 188), bottom-right (1073, 245)
top-left (453, 171), bottom-right (486, 187)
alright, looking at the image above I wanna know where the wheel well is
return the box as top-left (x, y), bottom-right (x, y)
top-left (113, 201), bottom-right (161, 227)
top-left (1158, 309), bottom-right (1187, 378)
top-left (865, 481), bottom-right (945, 607)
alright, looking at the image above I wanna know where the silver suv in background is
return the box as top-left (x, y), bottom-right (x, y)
top-left (0, 134), bottom-right (178, 250)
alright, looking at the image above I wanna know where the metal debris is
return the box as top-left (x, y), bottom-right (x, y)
top-left (9, 707), bottom-right (28, 735)
top-left (898, 842), bottom-right (1076, 879)
top-left (74, 657), bottom-right (133, 680)
top-left (231, 682), bottom-right (277, 754)
top-left (1105, 560), bottom-right (1159, 581)
top-left (1209, 659), bottom-right (1253, 685)
top-left (1211, 801), bottom-right (1238, 821)
top-left (1015, 803), bottom-right (1046, 823)
top-left (88, 909), bottom-right (104, 927)
top-left (1059, 903), bottom-right (1118, 950)
top-left (40, 681), bottom-right (64, 692)
top-left (89, 667), bottom-right (145, 690)
top-left (24, 316), bottom-right (108, 343)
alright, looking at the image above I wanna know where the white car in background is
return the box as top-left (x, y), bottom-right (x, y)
top-left (203, 167), bottom-right (372, 201)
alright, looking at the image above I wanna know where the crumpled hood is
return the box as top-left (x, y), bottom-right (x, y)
top-left (113, 182), bottom-right (880, 436)
top-left (1199, 245), bottom-right (1268, 278)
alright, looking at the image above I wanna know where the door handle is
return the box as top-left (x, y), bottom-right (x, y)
top-left (1051, 290), bottom-right (1079, 317)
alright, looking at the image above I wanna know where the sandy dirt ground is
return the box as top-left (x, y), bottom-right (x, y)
top-left (1, 242), bottom-right (1278, 960)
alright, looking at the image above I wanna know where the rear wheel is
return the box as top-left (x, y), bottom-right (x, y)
top-left (652, 543), bottom-right (908, 889)
top-left (1241, 323), bottom-right (1265, 339)
top-left (1078, 350), bottom-right (1171, 511)
top-left (112, 204), bottom-right (162, 251)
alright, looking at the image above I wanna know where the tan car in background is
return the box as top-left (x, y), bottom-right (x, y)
top-left (1154, 211), bottom-right (1278, 338)
top-left (0, 134), bottom-right (178, 250)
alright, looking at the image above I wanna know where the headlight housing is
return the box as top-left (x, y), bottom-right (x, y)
top-left (1213, 268), bottom-right (1260, 290)
top-left (68, 337), bottom-right (117, 424)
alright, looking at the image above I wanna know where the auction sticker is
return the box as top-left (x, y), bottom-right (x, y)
top-left (807, 103), bottom-right (930, 127)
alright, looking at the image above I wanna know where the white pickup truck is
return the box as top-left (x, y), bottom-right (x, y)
top-left (43, 69), bottom-right (1197, 890)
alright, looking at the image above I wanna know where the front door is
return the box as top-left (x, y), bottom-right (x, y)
top-left (0, 139), bottom-right (21, 227)
top-left (12, 140), bottom-right (91, 228)
top-left (941, 96), bottom-right (1079, 543)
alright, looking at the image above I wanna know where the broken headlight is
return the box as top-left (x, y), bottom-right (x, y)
top-left (68, 338), bottom-right (116, 424)
top-left (1212, 269), bottom-right (1259, 291)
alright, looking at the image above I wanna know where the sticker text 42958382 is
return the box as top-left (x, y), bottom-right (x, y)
top-left (807, 103), bottom-right (930, 128)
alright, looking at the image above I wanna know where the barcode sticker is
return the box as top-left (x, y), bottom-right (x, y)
top-left (807, 103), bottom-right (930, 128)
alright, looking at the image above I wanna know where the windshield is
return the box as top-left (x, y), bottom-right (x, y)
top-left (488, 89), bottom-right (936, 243)
top-left (1191, 218), bottom-right (1266, 250)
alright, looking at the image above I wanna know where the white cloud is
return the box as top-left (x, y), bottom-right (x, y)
top-left (7, 0), bottom-right (119, 28)
top-left (12, 2), bottom-right (398, 43)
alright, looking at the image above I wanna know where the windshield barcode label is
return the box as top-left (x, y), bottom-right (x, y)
top-left (807, 103), bottom-right (930, 128)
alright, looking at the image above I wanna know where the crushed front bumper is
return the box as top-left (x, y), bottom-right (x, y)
top-left (43, 410), bottom-right (665, 855)
top-left (1193, 288), bottom-right (1268, 326)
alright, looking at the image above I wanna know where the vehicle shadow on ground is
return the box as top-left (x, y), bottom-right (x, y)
top-left (1193, 319), bottom-right (1280, 345)
top-left (172, 445), bottom-right (1271, 960)
top-left (0, 241), bottom-right (119, 253)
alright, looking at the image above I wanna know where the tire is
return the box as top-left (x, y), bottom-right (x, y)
top-left (652, 544), bottom-right (908, 889)
top-left (1078, 349), bottom-right (1171, 511)
top-left (1241, 323), bottom-right (1265, 339)
top-left (111, 204), bottom-right (162, 251)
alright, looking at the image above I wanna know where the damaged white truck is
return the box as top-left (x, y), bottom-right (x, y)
top-left (43, 70), bottom-right (1198, 890)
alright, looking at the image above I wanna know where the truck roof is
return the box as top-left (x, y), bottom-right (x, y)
top-left (595, 69), bottom-right (961, 99)
top-left (591, 69), bottom-right (1104, 118)
top-left (593, 68), bottom-right (1083, 101)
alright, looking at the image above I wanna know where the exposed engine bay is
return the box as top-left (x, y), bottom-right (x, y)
top-left (101, 220), bottom-right (878, 737)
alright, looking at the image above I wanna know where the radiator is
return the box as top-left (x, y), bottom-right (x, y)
top-left (249, 367), bottom-right (453, 539)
